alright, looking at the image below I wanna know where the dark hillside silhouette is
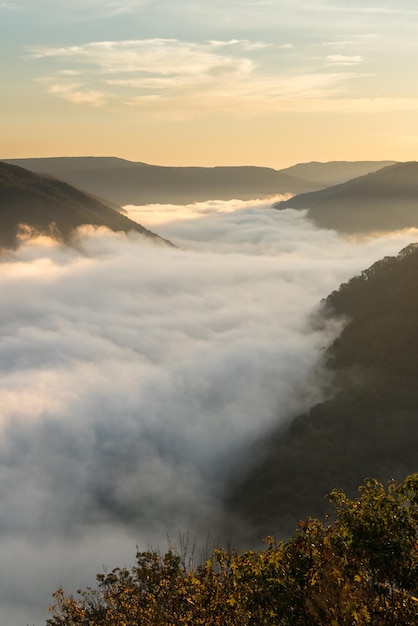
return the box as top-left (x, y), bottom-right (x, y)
top-left (274, 161), bottom-right (418, 234)
top-left (0, 162), bottom-right (170, 248)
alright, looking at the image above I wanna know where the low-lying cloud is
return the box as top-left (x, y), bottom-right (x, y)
top-left (1, 200), bottom-right (418, 625)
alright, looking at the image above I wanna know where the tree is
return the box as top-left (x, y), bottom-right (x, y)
top-left (47, 474), bottom-right (418, 626)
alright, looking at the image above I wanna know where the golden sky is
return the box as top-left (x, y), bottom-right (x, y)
top-left (1, 1), bottom-right (418, 168)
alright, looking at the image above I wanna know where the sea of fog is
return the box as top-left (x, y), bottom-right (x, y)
top-left (1, 197), bottom-right (418, 625)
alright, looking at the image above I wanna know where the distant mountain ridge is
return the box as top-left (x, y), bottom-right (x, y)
top-left (279, 160), bottom-right (395, 187)
top-left (0, 161), bottom-right (170, 248)
top-left (4, 157), bottom-right (396, 208)
top-left (4, 157), bottom-right (325, 206)
top-left (274, 161), bottom-right (418, 234)
top-left (227, 242), bottom-right (418, 539)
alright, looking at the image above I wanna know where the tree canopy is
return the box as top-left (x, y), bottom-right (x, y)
top-left (228, 244), bottom-right (418, 536)
top-left (47, 473), bottom-right (418, 626)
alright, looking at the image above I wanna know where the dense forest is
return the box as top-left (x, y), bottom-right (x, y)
top-left (47, 474), bottom-right (418, 625)
top-left (227, 243), bottom-right (418, 537)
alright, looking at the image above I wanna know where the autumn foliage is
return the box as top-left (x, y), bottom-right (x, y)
top-left (47, 474), bottom-right (418, 625)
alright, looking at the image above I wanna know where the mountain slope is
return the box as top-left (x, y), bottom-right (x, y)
top-left (274, 162), bottom-right (418, 234)
top-left (4, 157), bottom-right (322, 205)
top-left (278, 160), bottom-right (395, 188)
top-left (0, 162), bottom-right (170, 248)
top-left (227, 243), bottom-right (418, 538)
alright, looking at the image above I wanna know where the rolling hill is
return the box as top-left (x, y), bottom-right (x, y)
top-left (0, 161), bottom-right (170, 249)
top-left (227, 243), bottom-right (418, 538)
top-left (4, 157), bottom-right (323, 206)
top-left (274, 161), bottom-right (418, 234)
top-left (278, 160), bottom-right (395, 188)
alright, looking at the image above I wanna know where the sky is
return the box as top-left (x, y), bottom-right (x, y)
top-left (1, 0), bottom-right (418, 167)
top-left (2, 200), bottom-right (418, 625)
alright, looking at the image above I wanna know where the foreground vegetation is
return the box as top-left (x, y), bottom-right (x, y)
top-left (47, 474), bottom-right (418, 625)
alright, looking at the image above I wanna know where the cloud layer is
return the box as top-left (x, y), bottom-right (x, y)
top-left (25, 29), bottom-right (418, 120)
top-left (2, 201), bottom-right (418, 625)
top-left (27, 37), bottom-right (376, 118)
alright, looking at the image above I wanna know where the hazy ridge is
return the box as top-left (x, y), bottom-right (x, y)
top-left (0, 161), bottom-right (170, 248)
top-left (275, 161), bottom-right (418, 234)
top-left (278, 160), bottom-right (395, 187)
top-left (3, 157), bottom-right (329, 205)
top-left (4, 157), bottom-right (395, 208)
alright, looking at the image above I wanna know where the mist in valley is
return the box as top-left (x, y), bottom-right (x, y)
top-left (1, 197), bottom-right (418, 625)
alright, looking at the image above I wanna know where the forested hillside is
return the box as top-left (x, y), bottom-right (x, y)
top-left (0, 162), bottom-right (169, 248)
top-left (274, 162), bottom-right (418, 234)
top-left (227, 243), bottom-right (418, 537)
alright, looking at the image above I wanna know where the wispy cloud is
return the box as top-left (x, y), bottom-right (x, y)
top-left (112, 71), bottom-right (366, 120)
top-left (326, 54), bottom-right (363, 66)
top-left (27, 39), bottom-right (263, 75)
top-left (322, 34), bottom-right (378, 48)
top-left (27, 38), bottom-right (370, 117)
top-left (56, 69), bottom-right (85, 76)
top-left (47, 82), bottom-right (108, 107)
top-left (26, 34), bottom-right (418, 119)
